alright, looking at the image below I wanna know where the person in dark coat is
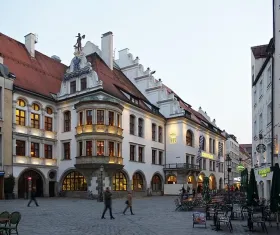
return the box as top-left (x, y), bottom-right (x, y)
top-left (101, 187), bottom-right (115, 219)
top-left (27, 187), bottom-right (39, 207)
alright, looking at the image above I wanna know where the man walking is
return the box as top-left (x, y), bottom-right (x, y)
top-left (27, 187), bottom-right (39, 207)
top-left (101, 187), bottom-right (115, 219)
top-left (123, 191), bottom-right (134, 215)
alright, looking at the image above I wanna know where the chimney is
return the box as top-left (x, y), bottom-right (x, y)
top-left (25, 33), bottom-right (37, 57)
top-left (101, 32), bottom-right (113, 70)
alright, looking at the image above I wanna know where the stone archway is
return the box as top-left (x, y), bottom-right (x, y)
top-left (151, 173), bottom-right (164, 192)
top-left (17, 168), bottom-right (46, 198)
top-left (197, 172), bottom-right (205, 193)
top-left (132, 170), bottom-right (147, 191)
top-left (209, 174), bottom-right (217, 190)
top-left (187, 174), bottom-right (197, 190)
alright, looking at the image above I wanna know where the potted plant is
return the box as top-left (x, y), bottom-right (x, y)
top-left (4, 175), bottom-right (15, 199)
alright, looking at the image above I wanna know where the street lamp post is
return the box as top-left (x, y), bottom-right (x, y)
top-left (226, 154), bottom-right (232, 203)
top-left (98, 165), bottom-right (104, 202)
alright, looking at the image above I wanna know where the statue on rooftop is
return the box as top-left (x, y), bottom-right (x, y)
top-left (74, 33), bottom-right (85, 52)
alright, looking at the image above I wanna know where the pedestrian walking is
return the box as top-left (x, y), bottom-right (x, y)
top-left (123, 191), bottom-right (134, 215)
top-left (101, 187), bottom-right (115, 219)
top-left (27, 187), bottom-right (39, 207)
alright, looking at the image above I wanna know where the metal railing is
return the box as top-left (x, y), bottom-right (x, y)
top-left (163, 163), bottom-right (200, 171)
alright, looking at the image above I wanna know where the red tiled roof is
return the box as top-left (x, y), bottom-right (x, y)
top-left (251, 44), bottom-right (269, 59)
top-left (0, 33), bottom-right (67, 97)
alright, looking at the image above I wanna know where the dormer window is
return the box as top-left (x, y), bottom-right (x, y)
top-left (70, 81), bottom-right (76, 94)
top-left (81, 78), bottom-right (87, 91)
top-left (130, 97), bottom-right (139, 105)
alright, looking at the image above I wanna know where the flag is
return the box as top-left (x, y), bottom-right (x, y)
top-left (196, 135), bottom-right (204, 163)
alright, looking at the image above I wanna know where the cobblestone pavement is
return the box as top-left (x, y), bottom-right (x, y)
top-left (1, 196), bottom-right (279, 235)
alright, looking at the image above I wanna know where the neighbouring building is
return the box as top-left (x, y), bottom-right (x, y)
top-left (115, 49), bottom-right (226, 194)
top-left (240, 144), bottom-right (252, 159)
top-left (250, 0), bottom-right (280, 200)
top-left (0, 54), bottom-right (15, 199)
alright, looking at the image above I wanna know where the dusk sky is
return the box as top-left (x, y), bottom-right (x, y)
top-left (1, 0), bottom-right (272, 143)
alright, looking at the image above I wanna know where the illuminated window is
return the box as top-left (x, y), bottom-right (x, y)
top-left (151, 175), bottom-right (162, 191)
top-left (167, 175), bottom-right (177, 184)
top-left (86, 110), bottom-right (92, 125)
top-left (132, 173), bottom-right (144, 191)
top-left (186, 130), bottom-right (193, 146)
top-left (97, 110), bottom-right (104, 125)
top-left (16, 109), bottom-right (25, 126)
top-left (17, 99), bottom-right (26, 107)
top-left (31, 142), bottom-right (39, 158)
top-left (109, 111), bottom-right (114, 126)
top-left (44, 145), bottom-right (52, 159)
top-left (45, 116), bottom-right (52, 131)
top-left (62, 171), bottom-right (87, 191)
top-left (86, 141), bottom-right (92, 156)
top-left (32, 103), bottom-right (40, 111)
top-left (97, 141), bottom-right (104, 155)
top-left (31, 113), bottom-right (40, 129)
top-left (112, 171), bottom-right (127, 191)
top-left (16, 140), bottom-right (25, 156)
top-left (46, 107), bottom-right (53, 115)
top-left (109, 142), bottom-right (114, 156)
top-left (64, 111), bottom-right (71, 132)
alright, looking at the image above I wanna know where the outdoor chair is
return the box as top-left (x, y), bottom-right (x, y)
top-left (0, 211), bottom-right (10, 234)
top-left (218, 209), bottom-right (233, 232)
top-left (3, 212), bottom-right (21, 235)
top-left (252, 212), bottom-right (268, 234)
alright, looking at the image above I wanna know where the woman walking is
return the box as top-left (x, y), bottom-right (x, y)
top-left (123, 192), bottom-right (134, 215)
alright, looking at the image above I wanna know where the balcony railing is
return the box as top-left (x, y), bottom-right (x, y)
top-left (75, 155), bottom-right (123, 165)
top-left (164, 163), bottom-right (201, 171)
top-left (13, 155), bottom-right (57, 166)
top-left (15, 125), bottom-right (57, 139)
top-left (76, 124), bottom-right (123, 136)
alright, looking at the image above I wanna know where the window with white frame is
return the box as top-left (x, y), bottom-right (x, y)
top-left (259, 113), bottom-right (263, 133)
top-left (267, 103), bottom-right (272, 125)
top-left (267, 66), bottom-right (272, 87)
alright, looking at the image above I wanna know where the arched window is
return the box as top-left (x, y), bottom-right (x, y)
top-left (132, 173), bottom-right (144, 191)
top-left (62, 171), bottom-right (87, 191)
top-left (151, 174), bottom-right (162, 191)
top-left (64, 111), bottom-right (71, 132)
top-left (167, 175), bottom-right (177, 184)
top-left (112, 171), bottom-right (127, 191)
top-left (17, 99), bottom-right (26, 107)
top-left (46, 107), bottom-right (53, 115)
top-left (138, 118), bottom-right (144, 137)
top-left (130, 115), bottom-right (135, 135)
top-left (200, 136), bottom-right (206, 151)
top-left (32, 103), bottom-right (40, 111)
top-left (186, 130), bottom-right (193, 146)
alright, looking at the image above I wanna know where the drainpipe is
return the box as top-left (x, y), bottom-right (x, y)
top-left (271, 0), bottom-right (275, 167)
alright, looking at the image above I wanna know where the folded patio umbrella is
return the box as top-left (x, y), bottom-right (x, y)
top-left (247, 169), bottom-right (259, 206)
top-left (241, 168), bottom-right (248, 192)
top-left (270, 163), bottom-right (280, 213)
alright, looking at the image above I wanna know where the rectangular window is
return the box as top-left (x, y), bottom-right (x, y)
top-left (79, 112), bottom-right (83, 126)
top-left (97, 141), bottom-right (104, 155)
top-left (158, 126), bottom-right (163, 142)
top-left (109, 111), bottom-right (114, 126)
top-left (86, 110), bottom-right (92, 125)
top-left (138, 146), bottom-right (144, 162)
top-left (158, 151), bottom-right (163, 165)
top-left (203, 159), bottom-right (206, 170)
top-left (130, 115), bottom-right (135, 135)
top-left (64, 142), bottom-right (71, 160)
top-left (191, 156), bottom-right (194, 165)
top-left (138, 118), bottom-right (143, 137)
top-left (45, 116), bottom-right (53, 131)
top-left (78, 141), bottom-right (83, 156)
top-left (117, 114), bottom-right (121, 127)
top-left (117, 143), bottom-right (120, 157)
top-left (16, 109), bottom-right (26, 126)
top-left (152, 149), bottom-right (156, 164)
top-left (109, 142), bottom-right (114, 156)
top-left (213, 161), bottom-right (216, 171)
top-left (31, 142), bottom-right (40, 158)
top-left (70, 81), bottom-right (76, 94)
top-left (31, 113), bottom-right (40, 129)
top-left (86, 141), bottom-right (92, 156)
top-left (16, 140), bottom-right (25, 156)
top-left (152, 124), bottom-right (156, 141)
top-left (80, 78), bottom-right (87, 91)
top-left (44, 145), bottom-right (52, 159)
top-left (130, 145), bottom-right (135, 161)
top-left (209, 138), bottom-right (212, 153)
top-left (186, 155), bottom-right (190, 164)
top-left (213, 139), bottom-right (216, 154)
top-left (97, 110), bottom-right (104, 125)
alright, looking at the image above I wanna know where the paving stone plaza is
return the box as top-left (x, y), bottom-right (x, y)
top-left (1, 196), bottom-right (280, 235)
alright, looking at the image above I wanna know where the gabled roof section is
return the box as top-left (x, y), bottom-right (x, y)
top-left (0, 32), bottom-right (67, 97)
top-left (251, 44), bottom-right (269, 59)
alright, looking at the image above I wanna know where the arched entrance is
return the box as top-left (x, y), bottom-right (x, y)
top-left (166, 174), bottom-right (177, 184)
top-left (18, 169), bottom-right (44, 198)
top-left (187, 175), bottom-right (196, 190)
top-left (61, 170), bottom-right (87, 192)
top-left (151, 174), bottom-right (163, 191)
top-left (209, 174), bottom-right (216, 190)
top-left (197, 173), bottom-right (205, 193)
top-left (112, 171), bottom-right (128, 191)
top-left (132, 171), bottom-right (146, 191)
